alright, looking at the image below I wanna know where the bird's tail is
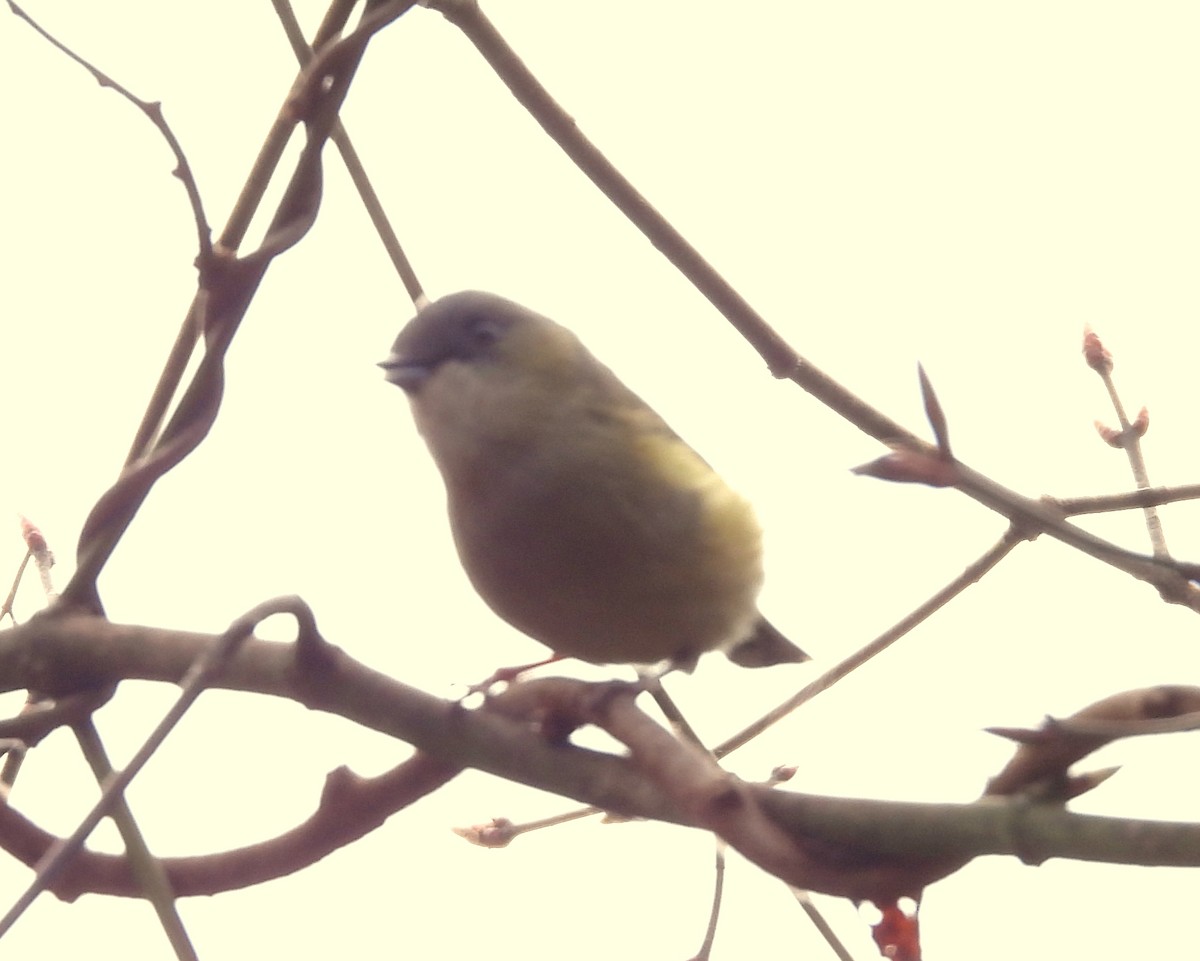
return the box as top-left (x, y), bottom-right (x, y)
top-left (726, 617), bottom-right (810, 667)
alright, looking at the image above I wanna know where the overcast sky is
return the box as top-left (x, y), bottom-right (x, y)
top-left (3, 3), bottom-right (1200, 958)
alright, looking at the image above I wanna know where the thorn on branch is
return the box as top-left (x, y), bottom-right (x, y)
top-left (851, 366), bottom-right (959, 487)
top-left (851, 447), bottom-right (960, 487)
top-left (983, 685), bottom-right (1200, 799)
top-left (1061, 766), bottom-right (1120, 800)
top-left (917, 363), bottom-right (951, 458)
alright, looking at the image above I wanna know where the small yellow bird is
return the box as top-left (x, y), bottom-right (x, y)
top-left (380, 291), bottom-right (807, 673)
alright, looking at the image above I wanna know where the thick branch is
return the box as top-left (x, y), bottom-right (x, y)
top-left (0, 614), bottom-right (681, 824)
top-left (6, 615), bottom-right (1200, 903)
top-left (0, 753), bottom-right (459, 901)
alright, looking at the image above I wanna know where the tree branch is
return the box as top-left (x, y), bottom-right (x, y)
top-left (0, 752), bottom-right (459, 901)
top-left (5, 615), bottom-right (1200, 905)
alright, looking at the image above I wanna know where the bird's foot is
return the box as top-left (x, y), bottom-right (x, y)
top-left (465, 652), bottom-right (568, 698)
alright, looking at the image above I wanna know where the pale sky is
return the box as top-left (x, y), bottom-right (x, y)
top-left (3, 2), bottom-right (1200, 958)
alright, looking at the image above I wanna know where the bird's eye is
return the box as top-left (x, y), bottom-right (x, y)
top-left (465, 317), bottom-right (502, 349)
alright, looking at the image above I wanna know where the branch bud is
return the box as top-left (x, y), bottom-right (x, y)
top-left (1082, 326), bottom-right (1113, 374)
top-left (1094, 421), bottom-right (1124, 448)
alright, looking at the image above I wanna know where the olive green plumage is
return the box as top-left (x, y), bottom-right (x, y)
top-left (381, 291), bottom-right (807, 672)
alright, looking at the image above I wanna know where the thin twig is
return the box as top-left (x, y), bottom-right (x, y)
top-left (72, 719), bottom-right (196, 960)
top-left (429, 0), bottom-right (1200, 610)
top-left (55, 0), bottom-right (416, 613)
top-left (0, 552), bottom-right (31, 626)
top-left (0, 690), bottom-right (113, 744)
top-left (270, 0), bottom-right (425, 305)
top-left (425, 0), bottom-right (798, 372)
top-left (1054, 485), bottom-right (1200, 516)
top-left (6, 2), bottom-right (212, 262)
top-left (640, 674), bottom-right (706, 749)
top-left (455, 531), bottom-right (1025, 841)
top-left (217, 0), bottom-right (360, 253)
top-left (689, 841), bottom-right (726, 961)
top-left (0, 698), bottom-right (33, 791)
top-left (2, 523), bottom-right (55, 789)
top-left (716, 530), bottom-right (1023, 757)
top-left (7, 520), bottom-right (188, 949)
top-left (0, 596), bottom-right (285, 937)
top-left (1086, 329), bottom-right (1169, 557)
top-left (791, 889), bottom-right (858, 961)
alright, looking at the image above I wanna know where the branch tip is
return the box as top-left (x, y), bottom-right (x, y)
top-left (453, 817), bottom-right (517, 848)
top-left (917, 363), bottom-right (951, 457)
top-left (1083, 326), bottom-right (1114, 375)
top-left (851, 448), bottom-right (960, 487)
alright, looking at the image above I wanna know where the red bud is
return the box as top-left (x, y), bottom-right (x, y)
top-left (19, 516), bottom-right (47, 555)
top-left (1083, 326), bottom-right (1113, 375)
top-left (871, 899), bottom-right (921, 961)
top-left (452, 817), bottom-right (517, 848)
top-left (1094, 421), bottom-right (1124, 448)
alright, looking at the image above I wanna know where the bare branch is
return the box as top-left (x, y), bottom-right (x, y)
top-left (985, 685), bottom-right (1200, 797)
top-left (71, 719), bottom-right (196, 959)
top-left (0, 753), bottom-right (458, 901)
top-left (271, 0), bottom-right (426, 305)
top-left (1053, 485), bottom-right (1200, 516)
top-left (0, 690), bottom-right (113, 747)
top-left (1083, 327), bottom-right (1169, 557)
top-left (6, 2), bottom-right (213, 261)
top-left (716, 530), bottom-right (1023, 756)
top-left (0, 597), bottom-right (287, 935)
top-left (53, 1), bottom-right (418, 614)
top-left (425, 0), bottom-right (1200, 614)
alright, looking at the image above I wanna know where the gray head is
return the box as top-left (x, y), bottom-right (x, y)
top-left (379, 291), bottom-right (554, 394)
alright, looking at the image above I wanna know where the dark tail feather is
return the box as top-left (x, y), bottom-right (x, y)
top-left (726, 617), bottom-right (809, 668)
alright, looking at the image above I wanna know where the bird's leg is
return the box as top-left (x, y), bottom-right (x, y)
top-left (466, 652), bottom-right (568, 696)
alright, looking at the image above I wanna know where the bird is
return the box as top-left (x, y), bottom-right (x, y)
top-left (380, 290), bottom-right (808, 673)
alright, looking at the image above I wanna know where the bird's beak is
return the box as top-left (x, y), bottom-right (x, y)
top-left (378, 355), bottom-right (432, 394)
